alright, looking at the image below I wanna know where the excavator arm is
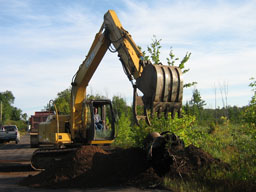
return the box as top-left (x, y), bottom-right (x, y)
top-left (71, 10), bottom-right (183, 140)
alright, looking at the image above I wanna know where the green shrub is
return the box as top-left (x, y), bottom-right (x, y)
top-left (113, 113), bottom-right (135, 147)
top-left (242, 77), bottom-right (256, 126)
top-left (131, 112), bottom-right (198, 147)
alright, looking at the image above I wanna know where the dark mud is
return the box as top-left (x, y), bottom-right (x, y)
top-left (21, 143), bottom-right (225, 189)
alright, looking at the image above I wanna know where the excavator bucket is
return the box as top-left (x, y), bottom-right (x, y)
top-left (133, 64), bottom-right (183, 125)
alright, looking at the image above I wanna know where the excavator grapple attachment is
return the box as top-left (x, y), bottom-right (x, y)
top-left (133, 64), bottom-right (183, 125)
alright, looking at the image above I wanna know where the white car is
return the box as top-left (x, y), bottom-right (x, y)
top-left (0, 125), bottom-right (20, 144)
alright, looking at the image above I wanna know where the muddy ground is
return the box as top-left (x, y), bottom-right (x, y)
top-left (21, 142), bottom-right (226, 190)
top-left (1, 134), bottom-right (164, 192)
top-left (18, 132), bottom-right (256, 191)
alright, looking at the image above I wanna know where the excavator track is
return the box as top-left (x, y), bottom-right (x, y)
top-left (31, 147), bottom-right (77, 170)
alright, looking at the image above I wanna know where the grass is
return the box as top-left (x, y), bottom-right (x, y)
top-left (163, 178), bottom-right (209, 192)
top-left (162, 123), bottom-right (256, 191)
top-left (20, 130), bottom-right (28, 137)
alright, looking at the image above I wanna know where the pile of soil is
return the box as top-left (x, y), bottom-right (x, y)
top-left (167, 144), bottom-right (223, 177)
top-left (149, 132), bottom-right (229, 178)
top-left (21, 141), bottom-right (226, 189)
top-left (21, 146), bottom-right (161, 188)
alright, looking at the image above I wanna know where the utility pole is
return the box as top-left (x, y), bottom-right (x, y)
top-left (0, 101), bottom-right (2, 125)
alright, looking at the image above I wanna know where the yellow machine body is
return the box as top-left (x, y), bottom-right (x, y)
top-left (38, 115), bottom-right (71, 144)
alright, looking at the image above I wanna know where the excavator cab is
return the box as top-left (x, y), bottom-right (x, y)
top-left (82, 99), bottom-right (115, 144)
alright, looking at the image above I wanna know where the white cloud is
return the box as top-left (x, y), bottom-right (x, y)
top-left (0, 0), bottom-right (255, 116)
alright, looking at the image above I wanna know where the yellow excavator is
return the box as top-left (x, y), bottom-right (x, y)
top-left (31, 10), bottom-right (183, 169)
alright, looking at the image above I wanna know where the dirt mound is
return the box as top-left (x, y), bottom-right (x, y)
top-left (21, 136), bottom-right (226, 189)
top-left (21, 146), bottom-right (160, 188)
top-left (149, 132), bottom-right (227, 177)
top-left (168, 144), bottom-right (222, 177)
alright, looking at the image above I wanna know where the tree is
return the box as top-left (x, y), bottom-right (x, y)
top-left (144, 35), bottom-right (197, 88)
top-left (112, 96), bottom-right (130, 119)
top-left (190, 89), bottom-right (206, 109)
top-left (227, 106), bottom-right (242, 124)
top-left (0, 91), bottom-right (15, 122)
top-left (0, 91), bottom-right (27, 130)
top-left (11, 107), bottom-right (22, 121)
top-left (114, 112), bottom-right (134, 147)
top-left (242, 77), bottom-right (256, 126)
top-left (188, 88), bottom-right (206, 120)
top-left (54, 88), bottom-right (71, 114)
top-left (0, 90), bottom-right (15, 104)
top-left (45, 88), bottom-right (71, 114)
top-left (146, 35), bottom-right (161, 64)
top-left (249, 77), bottom-right (256, 105)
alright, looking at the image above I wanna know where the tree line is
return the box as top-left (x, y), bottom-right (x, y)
top-left (0, 90), bottom-right (28, 131)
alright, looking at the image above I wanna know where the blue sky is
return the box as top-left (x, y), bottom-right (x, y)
top-left (0, 0), bottom-right (255, 116)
